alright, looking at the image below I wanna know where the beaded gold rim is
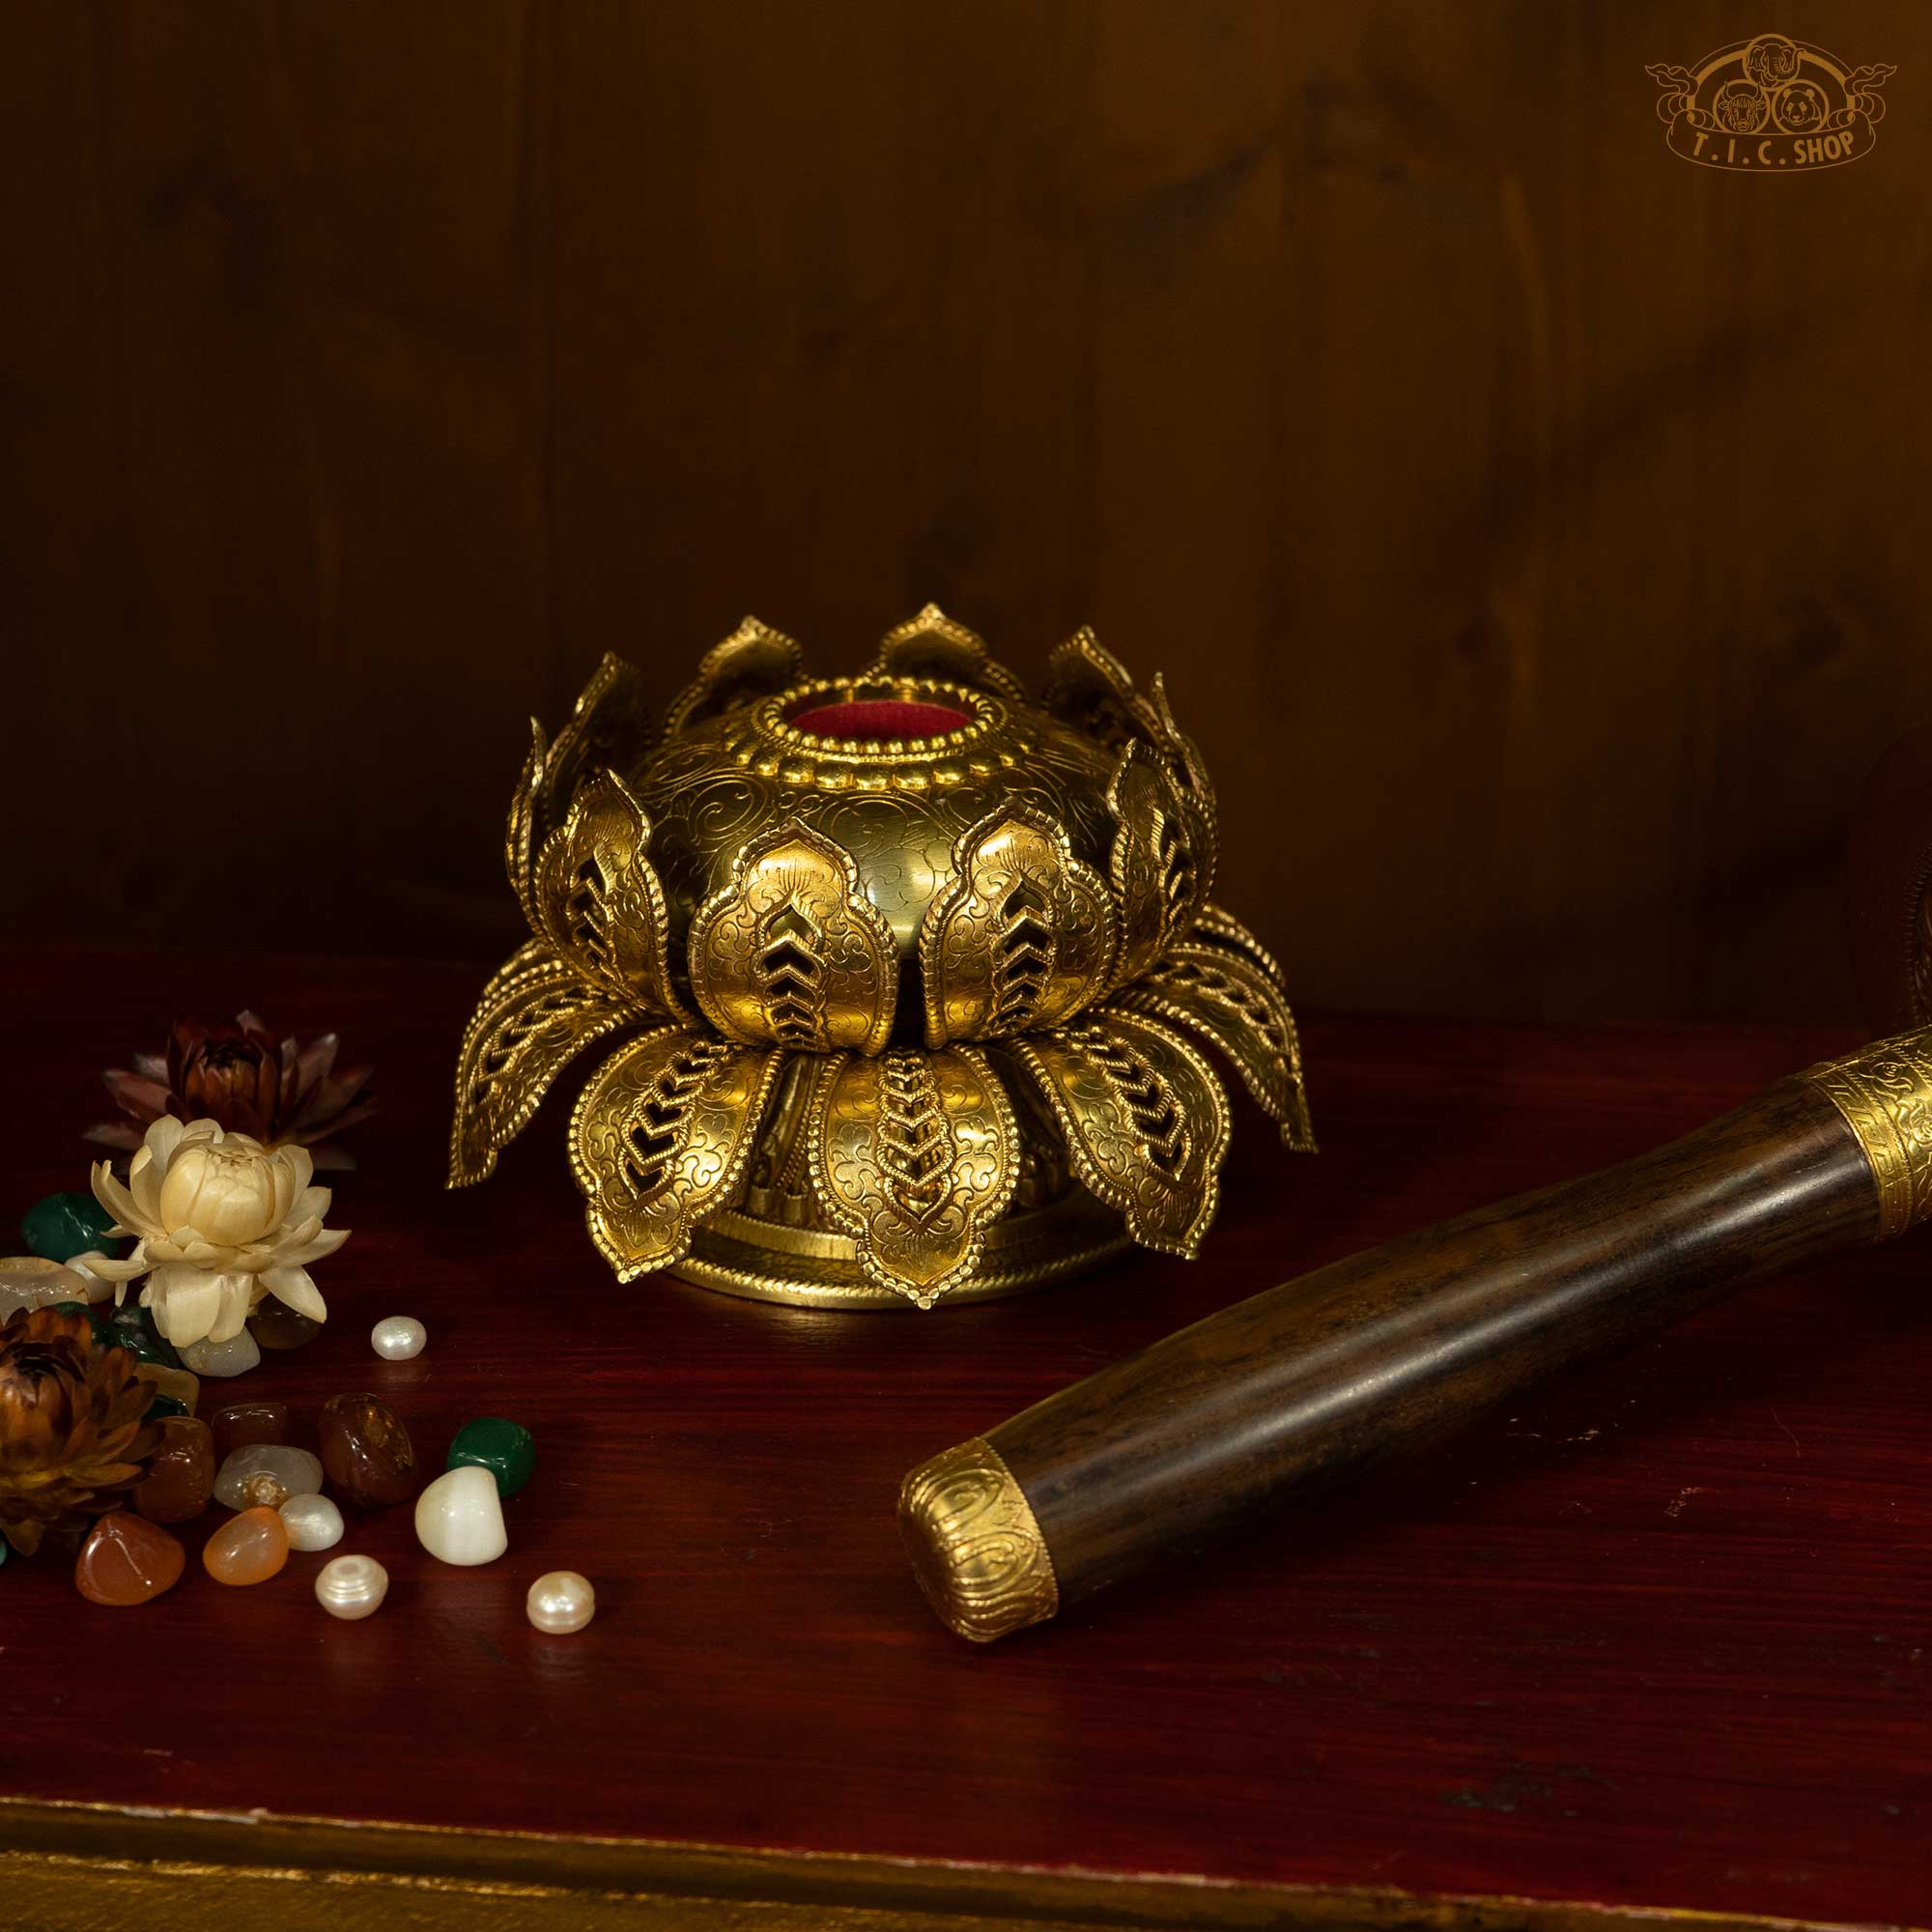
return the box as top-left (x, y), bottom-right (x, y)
top-left (748, 674), bottom-right (1006, 762)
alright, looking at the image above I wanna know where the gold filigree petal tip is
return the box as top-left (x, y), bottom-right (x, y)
top-left (1189, 901), bottom-right (1288, 990)
top-left (1015, 1009), bottom-right (1231, 1258)
top-left (897, 1435), bottom-right (1058, 1642)
top-left (808, 1045), bottom-right (1020, 1308)
top-left (569, 1028), bottom-right (785, 1280)
top-left (920, 804), bottom-right (1118, 1048)
top-left (1120, 942), bottom-right (1315, 1153)
top-left (1799, 1030), bottom-right (1932, 1238)
top-left (504, 720), bottom-right (547, 930)
top-left (871, 603), bottom-right (1028, 704)
top-left (540, 653), bottom-right (653, 830)
top-left (1040, 624), bottom-right (1141, 736)
top-left (688, 819), bottom-right (898, 1053)
top-left (449, 952), bottom-right (635, 1189)
top-left (1106, 740), bottom-right (1216, 991)
top-left (532, 769), bottom-right (686, 1019)
top-left (661, 616), bottom-right (806, 743)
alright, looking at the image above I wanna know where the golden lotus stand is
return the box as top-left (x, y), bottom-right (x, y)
top-left (450, 607), bottom-right (1313, 1312)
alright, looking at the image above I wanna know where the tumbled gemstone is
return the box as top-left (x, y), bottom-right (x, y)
top-left (413, 1465), bottom-right (506, 1566)
top-left (180, 1329), bottom-right (261, 1378)
top-left (250, 1301), bottom-right (323, 1351)
top-left (445, 1416), bottom-right (536, 1499)
top-left (319, 1394), bottom-right (417, 1508)
top-left (135, 1364), bottom-right (200, 1418)
top-left (203, 1505), bottom-right (289, 1585)
top-left (210, 1400), bottom-right (290, 1463)
top-left (0, 1257), bottom-right (108, 1324)
top-left (21, 1192), bottom-right (126, 1264)
top-left (280, 1493), bottom-right (344, 1551)
top-left (132, 1418), bottom-right (214, 1524)
top-left (214, 1444), bottom-right (324, 1512)
top-left (75, 1511), bottom-right (186, 1605)
top-left (105, 1304), bottom-right (183, 1371)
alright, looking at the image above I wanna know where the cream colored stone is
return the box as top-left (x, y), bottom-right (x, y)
top-left (413, 1465), bottom-right (506, 1567)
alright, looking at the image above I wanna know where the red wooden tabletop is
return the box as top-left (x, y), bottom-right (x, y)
top-left (1, 944), bottom-right (1926, 1928)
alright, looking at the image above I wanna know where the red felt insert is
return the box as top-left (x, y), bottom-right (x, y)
top-left (788, 698), bottom-right (971, 741)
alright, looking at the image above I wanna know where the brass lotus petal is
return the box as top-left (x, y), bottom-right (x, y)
top-left (920, 804), bottom-right (1118, 1048)
top-left (808, 1044), bottom-right (1020, 1307)
top-left (662, 616), bottom-right (805, 743)
top-left (1014, 1009), bottom-right (1231, 1257)
top-left (449, 952), bottom-right (637, 1188)
top-left (533, 769), bottom-right (687, 1018)
top-left (1044, 629), bottom-right (1212, 808)
top-left (871, 603), bottom-right (1027, 704)
top-left (1040, 625), bottom-right (1142, 740)
top-left (1105, 740), bottom-right (1216, 991)
top-left (541, 653), bottom-right (653, 829)
top-left (688, 820), bottom-right (898, 1052)
top-left (1189, 901), bottom-right (1288, 989)
top-left (570, 1027), bottom-right (785, 1280)
top-left (1118, 942), bottom-right (1316, 1153)
top-left (505, 720), bottom-right (547, 932)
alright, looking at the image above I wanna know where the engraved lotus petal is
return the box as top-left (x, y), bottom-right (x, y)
top-left (808, 1045), bottom-right (1020, 1307)
top-left (920, 804), bottom-right (1118, 1048)
top-left (533, 770), bottom-right (686, 1018)
top-left (662, 615), bottom-right (805, 743)
top-left (1105, 741), bottom-right (1215, 991)
top-left (1117, 942), bottom-right (1315, 1153)
top-left (688, 820), bottom-right (897, 1053)
top-left (449, 951), bottom-right (635, 1188)
top-left (570, 1027), bottom-right (785, 1280)
top-left (871, 603), bottom-right (1027, 704)
top-left (1014, 1008), bottom-right (1232, 1258)
top-left (541, 652), bottom-right (653, 830)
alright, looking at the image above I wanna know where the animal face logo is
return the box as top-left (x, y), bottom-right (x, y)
top-left (1646, 33), bottom-right (1895, 170)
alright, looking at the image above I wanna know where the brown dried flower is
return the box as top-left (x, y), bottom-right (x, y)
top-left (0, 1307), bottom-right (157, 1556)
top-left (88, 1010), bottom-right (374, 1172)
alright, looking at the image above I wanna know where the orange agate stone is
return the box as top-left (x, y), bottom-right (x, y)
top-left (74, 1511), bottom-right (186, 1606)
top-left (203, 1504), bottom-right (290, 1585)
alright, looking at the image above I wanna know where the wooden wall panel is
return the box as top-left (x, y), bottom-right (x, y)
top-left (4, 1), bottom-right (1929, 1025)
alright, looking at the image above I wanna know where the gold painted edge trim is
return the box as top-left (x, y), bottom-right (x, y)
top-left (0, 1796), bottom-right (1905, 1932)
top-left (897, 1435), bottom-right (1059, 1642)
top-left (1798, 1025), bottom-right (1932, 1239)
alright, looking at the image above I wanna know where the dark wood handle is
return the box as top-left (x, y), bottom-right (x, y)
top-left (900, 1056), bottom-right (1913, 1642)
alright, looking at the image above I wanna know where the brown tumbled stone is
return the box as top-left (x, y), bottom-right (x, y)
top-left (318, 1393), bottom-right (417, 1508)
top-left (249, 1302), bottom-right (323, 1350)
top-left (210, 1400), bottom-right (289, 1463)
top-left (131, 1417), bottom-right (214, 1525)
top-left (75, 1510), bottom-right (186, 1605)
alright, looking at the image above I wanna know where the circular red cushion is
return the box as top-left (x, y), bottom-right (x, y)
top-left (787, 698), bottom-right (971, 741)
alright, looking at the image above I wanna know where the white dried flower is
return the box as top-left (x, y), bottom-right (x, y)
top-left (85, 1118), bottom-right (349, 1348)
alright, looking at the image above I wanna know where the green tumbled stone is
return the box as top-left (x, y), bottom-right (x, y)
top-left (445, 1417), bottom-right (536, 1499)
top-left (107, 1304), bottom-right (183, 1372)
top-left (21, 1192), bottom-right (127, 1264)
top-left (143, 1393), bottom-right (191, 1422)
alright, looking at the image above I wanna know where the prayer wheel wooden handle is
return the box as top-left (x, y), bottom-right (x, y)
top-left (898, 1030), bottom-right (1932, 1642)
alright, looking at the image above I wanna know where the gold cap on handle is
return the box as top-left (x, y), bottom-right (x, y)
top-left (1800, 1027), bottom-right (1932, 1238)
top-left (897, 1436), bottom-right (1059, 1643)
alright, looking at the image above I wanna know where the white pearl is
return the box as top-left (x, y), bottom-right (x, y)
top-left (370, 1315), bottom-right (426, 1361)
top-left (179, 1329), bottom-right (262, 1378)
top-left (526, 1570), bottom-right (596, 1634)
top-left (315, 1553), bottom-right (388, 1620)
top-left (280, 1492), bottom-right (344, 1552)
top-left (413, 1465), bottom-right (506, 1566)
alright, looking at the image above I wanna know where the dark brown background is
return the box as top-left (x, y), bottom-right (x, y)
top-left (5, 2), bottom-right (1928, 1023)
